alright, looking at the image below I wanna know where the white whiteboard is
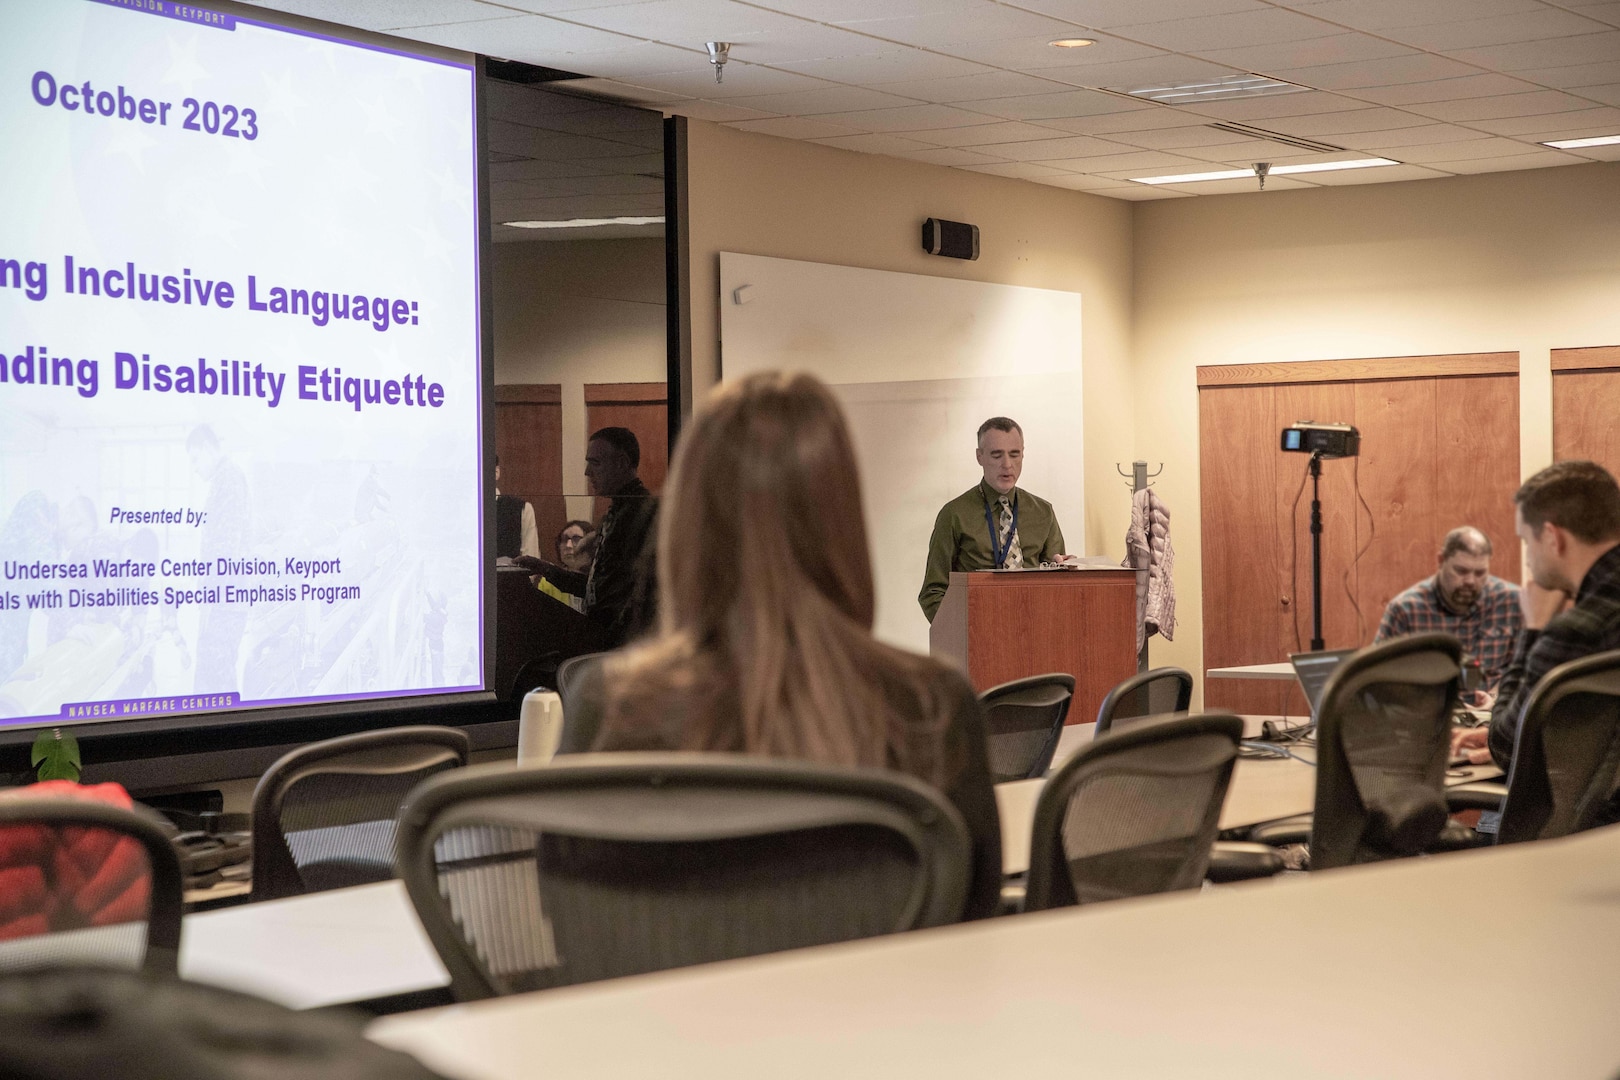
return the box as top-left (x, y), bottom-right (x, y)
top-left (719, 253), bottom-right (1084, 654)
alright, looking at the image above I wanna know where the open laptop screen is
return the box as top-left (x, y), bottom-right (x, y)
top-left (1289, 649), bottom-right (1357, 718)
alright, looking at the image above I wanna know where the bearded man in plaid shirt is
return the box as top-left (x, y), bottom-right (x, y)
top-left (1374, 526), bottom-right (1522, 704)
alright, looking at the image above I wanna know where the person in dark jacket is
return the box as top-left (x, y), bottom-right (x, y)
top-left (577, 372), bottom-right (1002, 921)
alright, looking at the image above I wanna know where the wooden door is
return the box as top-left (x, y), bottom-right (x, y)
top-left (495, 384), bottom-right (566, 553)
top-left (1198, 354), bottom-right (1520, 715)
top-left (1553, 347), bottom-right (1620, 480)
top-left (585, 382), bottom-right (668, 522)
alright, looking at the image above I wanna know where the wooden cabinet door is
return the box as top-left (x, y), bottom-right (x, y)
top-left (585, 381), bottom-right (668, 523)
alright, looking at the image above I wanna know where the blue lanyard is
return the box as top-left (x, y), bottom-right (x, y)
top-left (983, 489), bottom-right (1018, 568)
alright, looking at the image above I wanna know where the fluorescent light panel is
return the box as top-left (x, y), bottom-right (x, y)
top-left (502, 216), bottom-right (665, 229)
top-left (1130, 158), bottom-right (1400, 185)
top-left (1115, 73), bottom-right (1307, 104)
top-left (1542, 134), bottom-right (1620, 149)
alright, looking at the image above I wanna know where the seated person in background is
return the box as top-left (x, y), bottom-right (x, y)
top-left (919, 416), bottom-right (1076, 623)
top-left (521, 428), bottom-right (658, 649)
top-left (1454, 461), bottom-right (1620, 768)
top-left (1374, 526), bottom-right (1521, 704)
top-left (493, 455), bottom-right (539, 560)
top-left (555, 520), bottom-right (594, 573)
top-left (576, 371), bottom-right (1002, 921)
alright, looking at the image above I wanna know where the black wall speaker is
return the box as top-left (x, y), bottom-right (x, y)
top-left (922, 217), bottom-right (979, 261)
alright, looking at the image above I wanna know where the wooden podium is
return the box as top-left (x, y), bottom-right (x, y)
top-left (929, 569), bottom-right (1138, 726)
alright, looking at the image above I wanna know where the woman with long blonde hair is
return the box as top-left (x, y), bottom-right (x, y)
top-left (581, 371), bottom-right (1001, 919)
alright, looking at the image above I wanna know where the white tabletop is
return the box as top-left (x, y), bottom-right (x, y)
top-left (180, 880), bottom-right (447, 1009)
top-left (371, 824), bottom-right (1620, 1080)
top-left (1206, 662), bottom-right (1297, 680)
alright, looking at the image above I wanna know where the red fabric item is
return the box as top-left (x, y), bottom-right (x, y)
top-left (0, 781), bottom-right (152, 937)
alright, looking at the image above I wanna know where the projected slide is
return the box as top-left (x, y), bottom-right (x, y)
top-left (0, 1), bottom-right (484, 728)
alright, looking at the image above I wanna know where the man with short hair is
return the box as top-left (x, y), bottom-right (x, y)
top-left (919, 417), bottom-right (1075, 622)
top-left (1374, 526), bottom-right (1522, 698)
top-left (526, 426), bottom-right (658, 648)
top-left (1454, 461), bottom-right (1620, 769)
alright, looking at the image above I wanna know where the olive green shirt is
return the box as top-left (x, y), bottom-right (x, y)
top-left (919, 481), bottom-right (1067, 622)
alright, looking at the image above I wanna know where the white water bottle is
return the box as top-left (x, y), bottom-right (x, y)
top-left (517, 689), bottom-right (564, 764)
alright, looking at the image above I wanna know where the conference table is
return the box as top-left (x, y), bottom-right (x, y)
top-left (368, 820), bottom-right (1620, 1079)
top-left (177, 719), bottom-right (1498, 1011)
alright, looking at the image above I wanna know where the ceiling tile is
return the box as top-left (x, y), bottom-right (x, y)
top-left (830, 4), bottom-right (1092, 48)
top-left (1338, 122), bottom-right (1497, 149)
top-left (774, 49), bottom-right (992, 85)
top-left (1379, 8), bottom-right (1614, 51)
top-left (954, 160), bottom-right (1072, 178)
top-left (962, 87), bottom-right (1151, 120)
top-left (871, 70), bottom-right (1077, 103)
top-left (1571, 82), bottom-right (1620, 107)
top-left (1043, 55), bottom-right (1243, 91)
top-left (1287, 163), bottom-right (1453, 185)
top-left (1406, 89), bottom-right (1606, 122)
top-left (1036, 149), bottom-right (1224, 172)
top-left (1108, 7), bottom-right (1346, 50)
top-left (239, 0), bottom-right (513, 31)
top-left (401, 14), bottom-right (641, 60)
top-left (482, 0), bottom-right (679, 13)
top-left (1008, 0), bottom-right (1268, 29)
top-left (543, 41), bottom-right (712, 80)
top-left (1035, 105), bottom-right (1192, 134)
top-left (1181, 138), bottom-right (1317, 162)
top-left (972, 133), bottom-right (1141, 160)
top-left (724, 116), bottom-right (864, 139)
top-left (807, 102), bottom-right (1004, 130)
top-left (1177, 89), bottom-right (1373, 121)
top-left (1260, 106), bottom-right (1456, 135)
top-left (896, 119), bottom-right (1078, 145)
top-left (1195, 32), bottom-right (1413, 72)
top-left (810, 131), bottom-right (939, 154)
top-left (1371, 135), bottom-right (1539, 162)
top-left (665, 98), bottom-right (780, 122)
top-left (611, 64), bottom-right (831, 99)
top-left (936, 33), bottom-right (1165, 71)
top-left (1096, 174), bottom-right (1317, 194)
top-left (745, 0), bottom-right (971, 20)
top-left (1421, 148), bottom-right (1586, 172)
top-left (726, 85), bottom-right (925, 115)
top-left (887, 146), bottom-right (1007, 165)
top-left (1271, 0), bottom-right (1546, 32)
top-left (1447, 32), bottom-right (1620, 73)
top-left (1511, 60), bottom-right (1620, 89)
top-left (1267, 52), bottom-right (1486, 90)
top-left (1567, 1), bottom-right (1620, 28)
top-left (1346, 73), bottom-right (1547, 105)
top-left (1100, 123), bottom-right (1265, 150)
top-left (1467, 105), bottom-right (1620, 135)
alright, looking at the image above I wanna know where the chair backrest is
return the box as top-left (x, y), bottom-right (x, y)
top-left (394, 753), bottom-right (972, 999)
top-left (555, 652), bottom-right (607, 754)
top-left (1310, 633), bottom-right (1462, 869)
top-left (0, 800), bottom-right (182, 976)
top-left (1024, 713), bottom-right (1243, 911)
top-left (251, 726), bottom-right (469, 901)
top-left (1094, 667), bottom-right (1194, 735)
top-left (1497, 648), bottom-right (1620, 844)
top-left (978, 673), bottom-right (1075, 783)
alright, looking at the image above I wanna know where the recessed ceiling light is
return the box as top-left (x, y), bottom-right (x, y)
top-left (1542, 133), bottom-right (1620, 149)
top-left (1115, 73), bottom-right (1307, 104)
top-left (1129, 158), bottom-right (1400, 185)
top-left (1049, 38), bottom-right (1096, 48)
top-left (502, 216), bottom-right (665, 229)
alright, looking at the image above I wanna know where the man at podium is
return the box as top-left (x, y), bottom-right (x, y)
top-left (919, 416), bottom-right (1074, 622)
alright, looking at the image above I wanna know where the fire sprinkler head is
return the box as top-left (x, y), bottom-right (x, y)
top-left (706, 42), bottom-right (730, 83)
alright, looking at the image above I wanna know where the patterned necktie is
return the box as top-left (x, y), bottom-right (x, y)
top-left (998, 495), bottom-right (1023, 570)
top-left (584, 508), bottom-right (616, 610)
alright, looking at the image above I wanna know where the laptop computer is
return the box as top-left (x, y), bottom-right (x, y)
top-left (1289, 648), bottom-right (1357, 721)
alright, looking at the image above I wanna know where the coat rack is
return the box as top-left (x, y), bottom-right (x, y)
top-left (1118, 461), bottom-right (1163, 672)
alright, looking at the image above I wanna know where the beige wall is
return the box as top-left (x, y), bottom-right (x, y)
top-left (1133, 161), bottom-right (1620, 703)
top-left (683, 119), bottom-right (1139, 559)
top-left (491, 236), bottom-right (665, 516)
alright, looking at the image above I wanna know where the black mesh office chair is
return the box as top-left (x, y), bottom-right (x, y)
top-left (554, 651), bottom-right (608, 755)
top-left (251, 726), bottom-right (469, 900)
top-left (0, 800), bottom-right (182, 976)
top-left (394, 754), bottom-right (972, 999)
top-left (1094, 667), bottom-right (1194, 735)
top-left (978, 673), bottom-right (1074, 783)
top-left (1486, 649), bottom-right (1620, 844)
top-left (1024, 713), bottom-right (1243, 910)
top-left (1250, 633), bottom-right (1466, 868)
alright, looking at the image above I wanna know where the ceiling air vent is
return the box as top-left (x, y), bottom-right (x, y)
top-left (1206, 121), bottom-right (1346, 155)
